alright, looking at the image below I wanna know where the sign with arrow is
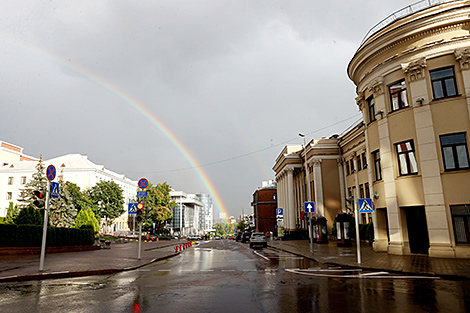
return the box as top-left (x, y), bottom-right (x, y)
top-left (304, 202), bottom-right (315, 213)
top-left (359, 198), bottom-right (373, 213)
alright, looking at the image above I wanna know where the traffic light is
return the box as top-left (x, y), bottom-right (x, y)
top-left (136, 203), bottom-right (144, 222)
top-left (33, 190), bottom-right (46, 208)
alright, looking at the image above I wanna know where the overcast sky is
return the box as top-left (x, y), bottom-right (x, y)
top-left (1, 0), bottom-right (415, 218)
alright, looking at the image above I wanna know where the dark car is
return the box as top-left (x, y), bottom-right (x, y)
top-left (241, 231), bottom-right (252, 243)
top-left (235, 233), bottom-right (242, 242)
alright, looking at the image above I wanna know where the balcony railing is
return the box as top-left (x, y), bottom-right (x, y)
top-left (360, 0), bottom-right (458, 46)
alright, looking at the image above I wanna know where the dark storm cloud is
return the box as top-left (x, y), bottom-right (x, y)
top-left (0, 0), bottom-right (414, 216)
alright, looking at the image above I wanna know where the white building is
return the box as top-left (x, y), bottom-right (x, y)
top-left (196, 193), bottom-right (213, 233)
top-left (0, 151), bottom-right (137, 233)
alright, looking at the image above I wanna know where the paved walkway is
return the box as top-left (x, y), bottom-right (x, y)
top-left (268, 239), bottom-right (470, 280)
top-left (1, 238), bottom-right (469, 282)
top-left (0, 239), bottom-right (185, 283)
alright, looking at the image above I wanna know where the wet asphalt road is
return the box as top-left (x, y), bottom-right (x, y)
top-left (1, 239), bottom-right (469, 313)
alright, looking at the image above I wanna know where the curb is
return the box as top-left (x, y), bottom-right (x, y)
top-left (0, 252), bottom-right (179, 283)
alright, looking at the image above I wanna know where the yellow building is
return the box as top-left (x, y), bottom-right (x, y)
top-left (348, 0), bottom-right (470, 258)
top-left (273, 138), bottom-right (343, 239)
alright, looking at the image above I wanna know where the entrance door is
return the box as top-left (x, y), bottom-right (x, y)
top-left (405, 206), bottom-right (430, 254)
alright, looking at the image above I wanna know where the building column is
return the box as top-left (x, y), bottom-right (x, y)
top-left (286, 168), bottom-right (296, 231)
top-left (403, 58), bottom-right (455, 257)
top-left (368, 77), bottom-right (405, 255)
top-left (337, 158), bottom-right (346, 212)
top-left (312, 159), bottom-right (324, 217)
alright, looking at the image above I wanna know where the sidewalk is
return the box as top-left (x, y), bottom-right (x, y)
top-left (0, 239), bottom-right (185, 283)
top-left (268, 239), bottom-right (470, 280)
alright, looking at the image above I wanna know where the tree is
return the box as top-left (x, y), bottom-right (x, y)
top-left (5, 202), bottom-right (19, 224)
top-left (73, 208), bottom-right (99, 232)
top-left (214, 222), bottom-right (230, 236)
top-left (236, 216), bottom-right (249, 233)
top-left (14, 205), bottom-right (44, 225)
top-left (140, 182), bottom-right (175, 233)
top-left (17, 155), bottom-right (48, 210)
top-left (66, 181), bottom-right (94, 213)
top-left (88, 180), bottom-right (125, 226)
top-left (49, 172), bottom-right (78, 227)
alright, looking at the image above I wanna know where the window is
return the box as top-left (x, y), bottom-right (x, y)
top-left (389, 80), bottom-right (409, 111)
top-left (365, 182), bottom-right (370, 198)
top-left (8, 177), bottom-right (13, 185)
top-left (350, 159), bottom-right (355, 173)
top-left (21, 176), bottom-right (27, 184)
top-left (368, 96), bottom-right (376, 123)
top-left (372, 150), bottom-right (382, 181)
top-left (362, 152), bottom-right (367, 169)
top-left (346, 161), bottom-right (350, 175)
top-left (451, 205), bottom-right (470, 244)
top-left (356, 155), bottom-right (362, 171)
top-left (430, 66), bottom-right (458, 100)
top-left (396, 140), bottom-right (418, 175)
top-left (348, 187), bottom-right (352, 198)
top-left (7, 192), bottom-right (12, 200)
top-left (440, 133), bottom-right (469, 171)
top-left (359, 184), bottom-right (365, 199)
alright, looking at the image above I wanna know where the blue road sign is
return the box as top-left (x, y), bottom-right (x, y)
top-left (50, 182), bottom-right (59, 199)
top-left (128, 203), bottom-right (138, 214)
top-left (276, 208), bottom-right (283, 216)
top-left (138, 178), bottom-right (148, 189)
top-left (304, 202), bottom-right (315, 213)
top-left (46, 165), bottom-right (56, 181)
top-left (359, 198), bottom-right (373, 213)
top-left (137, 191), bottom-right (148, 198)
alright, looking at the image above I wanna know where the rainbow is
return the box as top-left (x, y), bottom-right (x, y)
top-left (1, 38), bottom-right (230, 221)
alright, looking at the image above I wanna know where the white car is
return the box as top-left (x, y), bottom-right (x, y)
top-left (249, 232), bottom-right (267, 248)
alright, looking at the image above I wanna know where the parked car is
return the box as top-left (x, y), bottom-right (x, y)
top-left (241, 231), bottom-right (252, 243)
top-left (249, 232), bottom-right (267, 249)
top-left (235, 233), bottom-right (242, 242)
top-left (187, 235), bottom-right (200, 241)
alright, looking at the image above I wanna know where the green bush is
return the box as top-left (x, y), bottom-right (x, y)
top-left (14, 206), bottom-right (44, 226)
top-left (0, 224), bottom-right (94, 247)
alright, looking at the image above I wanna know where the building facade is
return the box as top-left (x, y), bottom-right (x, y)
top-left (273, 139), bottom-right (344, 239)
top-left (251, 180), bottom-right (277, 234)
top-left (196, 193), bottom-right (214, 233)
top-left (169, 191), bottom-right (203, 236)
top-left (0, 152), bottom-right (138, 233)
top-left (348, 0), bottom-right (470, 258)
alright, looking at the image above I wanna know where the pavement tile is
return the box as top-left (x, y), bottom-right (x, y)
top-left (268, 239), bottom-right (470, 279)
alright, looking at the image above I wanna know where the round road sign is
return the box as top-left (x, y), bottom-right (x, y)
top-left (138, 178), bottom-right (148, 189)
top-left (46, 165), bottom-right (56, 181)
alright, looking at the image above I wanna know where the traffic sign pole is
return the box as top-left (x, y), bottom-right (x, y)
top-left (138, 220), bottom-right (142, 260)
top-left (39, 181), bottom-right (51, 272)
top-left (354, 189), bottom-right (362, 264)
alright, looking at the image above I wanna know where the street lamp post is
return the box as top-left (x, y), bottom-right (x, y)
top-left (299, 133), bottom-right (313, 254)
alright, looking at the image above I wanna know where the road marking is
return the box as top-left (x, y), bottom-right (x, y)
top-left (200, 269), bottom-right (214, 272)
top-left (253, 251), bottom-right (269, 261)
top-left (285, 268), bottom-right (439, 279)
top-left (158, 270), bottom-right (172, 272)
top-left (222, 270), bottom-right (235, 272)
top-left (244, 259), bottom-right (257, 261)
top-left (243, 269), bottom-right (257, 272)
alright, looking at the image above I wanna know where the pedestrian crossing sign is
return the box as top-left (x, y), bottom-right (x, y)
top-left (359, 198), bottom-right (373, 213)
top-left (128, 203), bottom-right (138, 214)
